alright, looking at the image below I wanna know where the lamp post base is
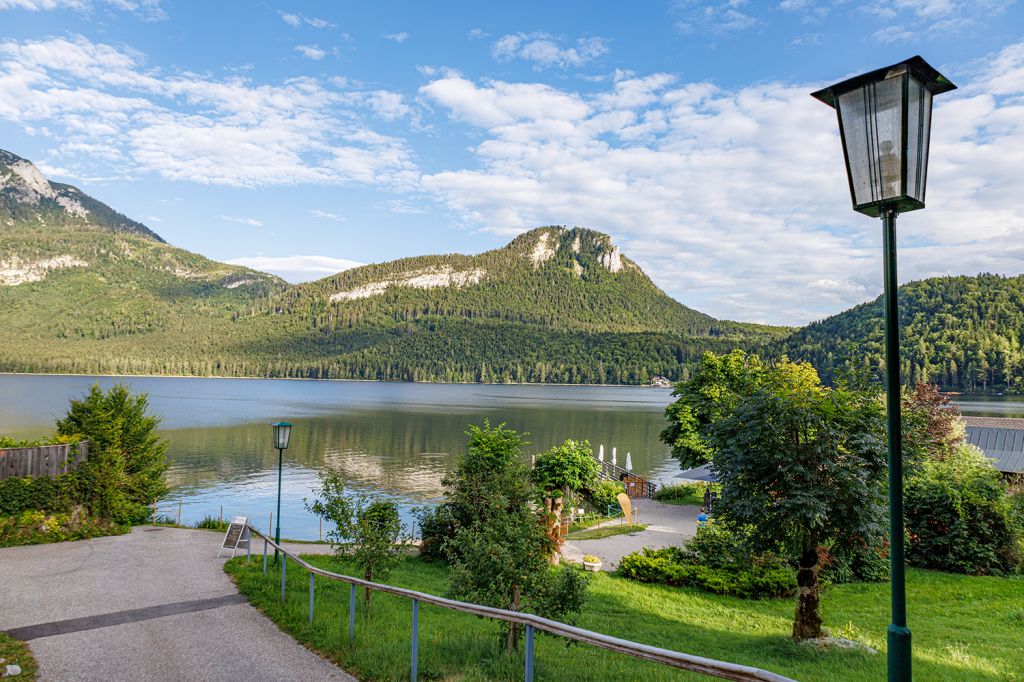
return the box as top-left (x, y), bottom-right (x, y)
top-left (887, 624), bottom-right (911, 681)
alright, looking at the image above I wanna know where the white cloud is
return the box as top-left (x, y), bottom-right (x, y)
top-left (0, 35), bottom-right (417, 189)
top-left (226, 254), bottom-right (364, 282)
top-left (221, 215), bottom-right (263, 227)
top-left (467, 28), bottom-right (489, 39)
top-left (491, 33), bottom-right (608, 70)
top-left (309, 209), bottom-right (345, 222)
top-left (280, 12), bottom-right (334, 28)
top-left (0, 0), bottom-right (165, 19)
top-left (673, 1), bottom-right (757, 33)
top-left (419, 43), bottom-right (1024, 325)
top-left (294, 44), bottom-right (326, 60)
top-left (863, 0), bottom-right (1013, 41)
top-left (383, 32), bottom-right (409, 43)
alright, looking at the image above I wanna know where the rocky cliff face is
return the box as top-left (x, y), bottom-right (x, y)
top-left (0, 149), bottom-right (164, 242)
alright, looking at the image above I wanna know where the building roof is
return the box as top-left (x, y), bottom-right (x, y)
top-left (963, 416), bottom-right (1024, 430)
top-left (965, 426), bottom-right (1024, 474)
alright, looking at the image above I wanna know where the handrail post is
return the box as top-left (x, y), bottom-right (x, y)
top-left (525, 624), bottom-right (535, 682)
top-left (309, 572), bottom-right (315, 623)
top-left (411, 599), bottom-right (419, 681)
top-left (247, 531), bottom-right (251, 562)
top-left (281, 554), bottom-right (287, 602)
top-left (262, 538), bottom-right (268, 575)
top-left (348, 584), bottom-right (356, 644)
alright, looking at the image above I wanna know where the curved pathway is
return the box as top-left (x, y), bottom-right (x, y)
top-left (0, 526), bottom-right (353, 681)
top-left (562, 500), bottom-right (700, 570)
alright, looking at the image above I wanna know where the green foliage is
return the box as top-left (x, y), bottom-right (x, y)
top-left (0, 474), bottom-right (77, 516)
top-left (653, 481), bottom-right (717, 506)
top-left (901, 382), bottom-right (966, 469)
top-left (56, 383), bottom-right (169, 523)
top-left (305, 473), bottom-right (408, 608)
top-left (778, 273), bottom-right (1024, 393)
top-left (414, 504), bottom-right (454, 562)
top-left (819, 538), bottom-right (890, 585)
top-left (443, 422), bottom-right (588, 651)
top-left (661, 351), bottom-right (888, 639)
top-left (0, 509), bottom-right (124, 547)
top-left (905, 443), bottom-right (1022, 575)
top-left (194, 515), bottom-right (229, 531)
top-left (618, 547), bottom-right (797, 599)
top-left (533, 439), bottom-right (599, 495)
top-left (586, 480), bottom-right (624, 513)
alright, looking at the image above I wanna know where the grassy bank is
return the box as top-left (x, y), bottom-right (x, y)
top-left (568, 524), bottom-right (647, 540)
top-left (0, 633), bottom-right (37, 681)
top-left (226, 553), bottom-right (1024, 681)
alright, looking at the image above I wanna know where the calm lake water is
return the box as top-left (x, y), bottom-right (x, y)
top-left (0, 374), bottom-right (679, 540)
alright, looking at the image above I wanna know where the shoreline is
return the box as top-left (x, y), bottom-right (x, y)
top-left (0, 371), bottom-right (672, 389)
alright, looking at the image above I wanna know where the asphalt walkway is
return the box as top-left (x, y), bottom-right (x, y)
top-left (562, 499), bottom-right (700, 570)
top-left (0, 526), bottom-right (353, 682)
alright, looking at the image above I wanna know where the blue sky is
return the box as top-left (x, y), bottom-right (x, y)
top-left (1, 1), bottom-right (1023, 325)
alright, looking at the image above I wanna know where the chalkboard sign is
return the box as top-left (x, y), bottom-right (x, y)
top-left (218, 516), bottom-right (249, 557)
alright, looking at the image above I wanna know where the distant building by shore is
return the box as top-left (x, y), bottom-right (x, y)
top-left (964, 416), bottom-right (1024, 479)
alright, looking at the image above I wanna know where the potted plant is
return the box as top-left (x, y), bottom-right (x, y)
top-left (582, 554), bottom-right (602, 572)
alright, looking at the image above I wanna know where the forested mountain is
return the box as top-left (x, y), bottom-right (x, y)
top-left (0, 150), bottom-right (783, 384)
top-left (779, 274), bottom-right (1024, 393)
top-left (5, 150), bottom-right (1021, 390)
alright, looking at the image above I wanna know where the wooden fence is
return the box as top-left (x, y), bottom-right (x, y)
top-left (0, 441), bottom-right (89, 480)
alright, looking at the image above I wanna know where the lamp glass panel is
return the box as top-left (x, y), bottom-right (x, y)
top-left (837, 75), bottom-right (904, 206)
top-left (273, 424), bottom-right (291, 449)
top-left (905, 77), bottom-right (932, 203)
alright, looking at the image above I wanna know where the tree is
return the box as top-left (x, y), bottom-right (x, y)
top-left (56, 383), bottom-right (168, 523)
top-left (662, 352), bottom-right (887, 640)
top-left (443, 422), bottom-right (588, 652)
top-left (533, 439), bottom-right (600, 563)
top-left (306, 472), bottom-right (407, 611)
top-left (902, 382), bottom-right (965, 467)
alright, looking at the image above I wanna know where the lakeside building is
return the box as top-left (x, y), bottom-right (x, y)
top-left (964, 416), bottom-right (1024, 482)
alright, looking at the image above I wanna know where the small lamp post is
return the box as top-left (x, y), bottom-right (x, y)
top-left (270, 421), bottom-right (292, 563)
top-left (812, 56), bottom-right (956, 682)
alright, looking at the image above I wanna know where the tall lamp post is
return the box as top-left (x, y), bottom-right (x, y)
top-left (812, 57), bottom-right (955, 682)
top-left (270, 421), bottom-right (292, 563)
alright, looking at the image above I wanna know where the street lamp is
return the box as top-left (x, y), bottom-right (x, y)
top-left (812, 56), bottom-right (955, 682)
top-left (270, 421), bottom-right (292, 563)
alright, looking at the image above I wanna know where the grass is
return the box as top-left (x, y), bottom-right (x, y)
top-left (568, 514), bottom-right (620, 533)
top-left (654, 483), bottom-right (712, 507)
top-left (225, 553), bottom-right (1024, 682)
top-left (568, 524), bottom-right (647, 540)
top-left (0, 632), bottom-right (37, 681)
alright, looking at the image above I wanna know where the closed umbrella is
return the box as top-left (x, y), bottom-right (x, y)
top-left (612, 447), bottom-right (617, 467)
top-left (625, 452), bottom-right (633, 471)
top-left (598, 444), bottom-right (604, 462)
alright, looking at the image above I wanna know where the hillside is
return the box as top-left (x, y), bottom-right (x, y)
top-left (0, 150), bottom-right (785, 384)
top-left (778, 274), bottom-right (1024, 393)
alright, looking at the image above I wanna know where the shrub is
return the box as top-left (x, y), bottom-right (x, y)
top-left (654, 482), bottom-right (708, 503)
top-left (587, 480), bottom-right (623, 514)
top-left (194, 515), bottom-right (229, 531)
top-left (819, 538), bottom-right (889, 585)
top-left (905, 443), bottom-right (1022, 575)
top-left (415, 504), bottom-right (454, 562)
top-left (618, 547), bottom-right (796, 599)
top-left (0, 509), bottom-right (124, 547)
top-left (0, 474), bottom-right (77, 516)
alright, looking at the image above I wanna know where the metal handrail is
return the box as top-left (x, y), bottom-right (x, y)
top-left (245, 524), bottom-right (794, 682)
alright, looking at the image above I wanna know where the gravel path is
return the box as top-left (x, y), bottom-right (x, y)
top-left (562, 500), bottom-right (700, 570)
top-left (0, 526), bottom-right (353, 682)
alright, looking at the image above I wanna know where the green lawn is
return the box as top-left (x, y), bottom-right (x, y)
top-left (568, 524), bottom-right (647, 540)
top-left (225, 554), bottom-right (1024, 682)
top-left (0, 633), bottom-right (37, 681)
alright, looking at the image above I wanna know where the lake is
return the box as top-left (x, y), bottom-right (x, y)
top-left (0, 374), bottom-right (679, 540)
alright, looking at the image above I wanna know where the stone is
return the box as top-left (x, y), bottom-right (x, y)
top-left (4, 664), bottom-right (22, 677)
top-left (800, 636), bottom-right (878, 655)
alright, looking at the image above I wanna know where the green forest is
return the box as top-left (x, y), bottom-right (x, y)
top-left (4, 148), bottom-right (1023, 391)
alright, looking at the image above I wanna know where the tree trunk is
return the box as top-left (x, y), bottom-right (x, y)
top-left (364, 567), bottom-right (372, 613)
top-left (792, 546), bottom-right (824, 640)
top-left (543, 495), bottom-right (564, 565)
top-left (506, 584), bottom-right (521, 653)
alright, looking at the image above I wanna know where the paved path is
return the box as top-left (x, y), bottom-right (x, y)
top-left (0, 526), bottom-right (354, 682)
top-left (562, 500), bottom-right (700, 570)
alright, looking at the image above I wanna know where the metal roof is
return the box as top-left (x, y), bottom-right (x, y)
top-left (965, 426), bottom-right (1024, 474)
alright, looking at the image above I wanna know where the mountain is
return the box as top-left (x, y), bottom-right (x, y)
top-left (0, 149), bottom-right (785, 383)
top-left (778, 274), bottom-right (1024, 393)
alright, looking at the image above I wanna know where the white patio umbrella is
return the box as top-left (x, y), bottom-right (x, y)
top-left (612, 447), bottom-right (617, 466)
top-left (625, 452), bottom-right (633, 471)
top-left (598, 444), bottom-right (604, 462)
